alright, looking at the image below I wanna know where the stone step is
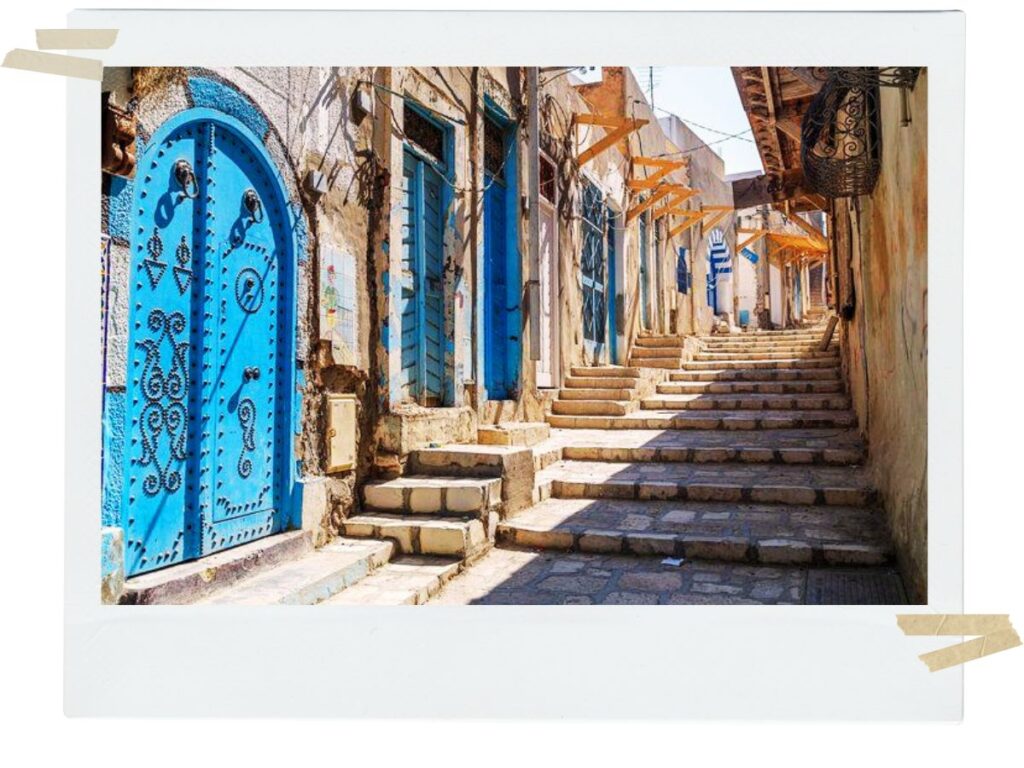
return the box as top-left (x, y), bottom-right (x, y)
top-left (635, 335), bottom-right (687, 348)
top-left (477, 421), bottom-right (550, 447)
top-left (409, 443), bottom-right (536, 515)
top-left (658, 379), bottom-right (844, 395)
top-left (702, 341), bottom-right (825, 352)
top-left (547, 409), bottom-right (857, 431)
top-left (699, 332), bottom-right (822, 342)
top-left (642, 393), bottom-right (851, 411)
top-left (363, 475), bottom-right (502, 516)
top-left (631, 345), bottom-right (685, 358)
top-left (545, 460), bottom-right (876, 507)
top-left (559, 387), bottom-right (636, 400)
top-left (627, 357), bottom-right (683, 370)
top-left (534, 443), bottom-right (563, 472)
top-left (547, 427), bottom-right (865, 466)
top-left (570, 365), bottom-right (642, 378)
top-left (499, 498), bottom-right (890, 566)
top-left (694, 350), bottom-right (838, 362)
top-left (564, 375), bottom-right (641, 389)
top-left (563, 442), bottom-right (862, 466)
top-left (682, 358), bottom-right (839, 371)
top-left (671, 367), bottom-right (841, 382)
top-left (341, 513), bottom-right (489, 559)
top-left (551, 399), bottom-right (636, 416)
top-left (322, 556), bottom-right (463, 605)
top-left (121, 530), bottom-right (314, 605)
top-left (196, 537), bottom-right (395, 605)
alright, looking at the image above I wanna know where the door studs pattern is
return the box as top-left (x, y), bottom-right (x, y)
top-left (236, 397), bottom-right (257, 479)
top-left (142, 228), bottom-right (167, 289)
top-left (173, 235), bottom-right (193, 295)
top-left (135, 308), bottom-right (190, 496)
top-left (235, 267), bottom-right (265, 313)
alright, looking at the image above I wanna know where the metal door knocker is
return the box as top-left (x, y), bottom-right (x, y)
top-left (243, 188), bottom-right (264, 223)
top-left (243, 366), bottom-right (261, 382)
top-left (174, 159), bottom-right (199, 200)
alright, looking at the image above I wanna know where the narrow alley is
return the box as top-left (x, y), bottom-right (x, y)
top-left (101, 65), bottom-right (926, 607)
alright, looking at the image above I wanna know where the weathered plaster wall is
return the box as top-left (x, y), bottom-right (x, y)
top-left (839, 73), bottom-right (928, 602)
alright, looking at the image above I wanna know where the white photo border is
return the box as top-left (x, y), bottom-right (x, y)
top-left (65, 9), bottom-right (964, 719)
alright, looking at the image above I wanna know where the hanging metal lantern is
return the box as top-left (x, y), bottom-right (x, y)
top-left (801, 68), bottom-right (882, 198)
top-left (800, 67), bottom-right (921, 199)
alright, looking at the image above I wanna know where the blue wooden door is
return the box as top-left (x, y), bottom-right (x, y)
top-left (606, 206), bottom-right (618, 363)
top-left (638, 211), bottom-right (650, 330)
top-left (482, 112), bottom-right (522, 399)
top-left (581, 181), bottom-right (606, 349)
top-left (123, 116), bottom-right (292, 576)
top-left (400, 149), bottom-right (445, 405)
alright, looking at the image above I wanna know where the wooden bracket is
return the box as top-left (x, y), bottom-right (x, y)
top-left (574, 113), bottom-right (648, 166)
top-left (652, 186), bottom-right (700, 219)
top-left (667, 210), bottom-right (706, 239)
top-left (700, 206), bottom-right (733, 231)
top-left (627, 157), bottom-right (687, 190)
top-left (626, 185), bottom-right (674, 224)
top-left (786, 212), bottom-right (829, 249)
top-left (737, 229), bottom-right (768, 252)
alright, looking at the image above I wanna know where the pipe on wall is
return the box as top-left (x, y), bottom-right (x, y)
top-left (526, 67), bottom-right (541, 361)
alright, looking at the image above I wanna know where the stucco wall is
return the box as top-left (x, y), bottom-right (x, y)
top-left (660, 115), bottom-right (733, 335)
top-left (839, 73), bottom-right (928, 602)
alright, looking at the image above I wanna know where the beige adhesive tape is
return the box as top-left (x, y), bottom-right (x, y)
top-left (36, 29), bottom-right (118, 50)
top-left (897, 614), bottom-right (1022, 672)
top-left (2, 49), bottom-right (103, 81)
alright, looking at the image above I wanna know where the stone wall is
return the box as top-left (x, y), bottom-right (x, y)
top-left (835, 72), bottom-right (929, 602)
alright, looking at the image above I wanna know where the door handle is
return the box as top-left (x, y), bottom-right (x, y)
top-left (244, 366), bottom-right (261, 381)
top-left (243, 189), bottom-right (264, 223)
top-left (174, 159), bottom-right (199, 200)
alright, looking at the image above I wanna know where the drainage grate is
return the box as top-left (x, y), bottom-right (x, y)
top-left (805, 568), bottom-right (909, 605)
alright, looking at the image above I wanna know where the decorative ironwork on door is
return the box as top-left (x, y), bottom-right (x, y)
top-left (122, 114), bottom-right (293, 577)
top-left (581, 180), bottom-right (606, 347)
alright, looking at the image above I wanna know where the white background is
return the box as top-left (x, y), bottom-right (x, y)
top-left (0, 0), bottom-right (1019, 762)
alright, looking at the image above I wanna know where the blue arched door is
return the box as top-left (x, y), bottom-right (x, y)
top-left (122, 112), bottom-right (294, 576)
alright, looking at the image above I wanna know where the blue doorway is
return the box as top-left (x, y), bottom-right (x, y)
top-left (581, 180), bottom-right (607, 353)
top-left (606, 205), bottom-right (618, 363)
top-left (483, 107), bottom-right (521, 399)
top-left (121, 111), bottom-right (296, 577)
top-left (638, 211), bottom-right (651, 330)
top-left (399, 104), bottom-right (451, 405)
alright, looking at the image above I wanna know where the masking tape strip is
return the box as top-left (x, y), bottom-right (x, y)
top-left (36, 29), bottom-right (118, 50)
top-left (897, 614), bottom-right (1011, 635)
top-left (1, 49), bottom-right (103, 81)
top-left (897, 614), bottom-right (1022, 672)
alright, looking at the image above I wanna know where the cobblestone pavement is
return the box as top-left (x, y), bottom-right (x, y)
top-left (428, 546), bottom-right (907, 605)
top-left (501, 496), bottom-right (889, 552)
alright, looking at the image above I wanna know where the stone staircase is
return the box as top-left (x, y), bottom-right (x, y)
top-left (549, 365), bottom-right (663, 424)
top-left (498, 319), bottom-right (898, 576)
top-left (128, 320), bottom-right (901, 604)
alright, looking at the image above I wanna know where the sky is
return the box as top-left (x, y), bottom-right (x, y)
top-left (627, 66), bottom-right (764, 177)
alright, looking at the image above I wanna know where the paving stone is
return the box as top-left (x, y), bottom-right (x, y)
top-left (425, 547), bottom-right (905, 606)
